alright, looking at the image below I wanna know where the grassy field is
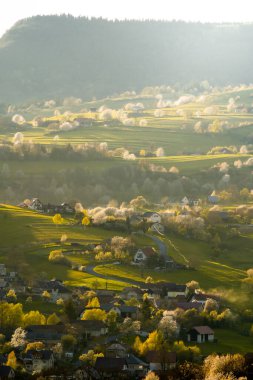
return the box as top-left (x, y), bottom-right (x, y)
top-left (144, 154), bottom-right (251, 174)
top-left (0, 153), bottom-right (251, 180)
top-left (1, 82), bottom-right (253, 291)
top-left (95, 229), bottom-right (250, 289)
top-left (3, 88), bottom-right (253, 156)
top-left (0, 204), bottom-right (135, 289)
top-left (0, 204), bottom-right (251, 294)
top-left (94, 228), bottom-right (253, 311)
top-left (3, 122), bottom-right (253, 156)
top-left (196, 328), bottom-right (253, 355)
top-left (0, 204), bottom-right (118, 247)
top-left (1, 88), bottom-right (253, 355)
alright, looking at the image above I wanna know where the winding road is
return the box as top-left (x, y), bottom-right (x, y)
top-left (85, 233), bottom-right (169, 287)
top-left (85, 264), bottom-right (145, 286)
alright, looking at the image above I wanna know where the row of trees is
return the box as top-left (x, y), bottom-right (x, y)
top-left (0, 302), bottom-right (61, 333)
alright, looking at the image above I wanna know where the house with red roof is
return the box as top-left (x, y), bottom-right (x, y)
top-left (134, 247), bottom-right (156, 263)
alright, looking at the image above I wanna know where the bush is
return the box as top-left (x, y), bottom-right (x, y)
top-left (48, 250), bottom-right (70, 266)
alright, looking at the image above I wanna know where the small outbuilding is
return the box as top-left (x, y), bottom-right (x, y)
top-left (187, 326), bottom-right (214, 343)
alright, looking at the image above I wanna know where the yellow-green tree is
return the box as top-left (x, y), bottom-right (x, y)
top-left (25, 341), bottom-right (45, 352)
top-left (23, 310), bottom-right (46, 327)
top-left (95, 251), bottom-right (113, 261)
top-left (133, 335), bottom-right (143, 355)
top-left (56, 298), bottom-right (64, 306)
top-left (7, 289), bottom-right (17, 301)
top-left (42, 290), bottom-right (51, 301)
top-left (81, 308), bottom-right (106, 321)
top-left (47, 313), bottom-right (61, 325)
top-left (142, 330), bottom-right (165, 355)
top-left (173, 340), bottom-right (200, 361)
top-left (86, 297), bottom-right (100, 308)
top-left (52, 213), bottom-right (64, 226)
top-left (0, 302), bottom-right (23, 331)
top-left (48, 249), bottom-right (66, 263)
top-left (6, 351), bottom-right (17, 369)
top-left (81, 210), bottom-right (90, 227)
top-left (79, 350), bottom-right (104, 365)
top-left (144, 372), bottom-right (159, 380)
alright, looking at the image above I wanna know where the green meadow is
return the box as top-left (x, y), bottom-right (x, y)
top-left (1, 204), bottom-right (251, 309)
top-left (1, 88), bottom-right (253, 292)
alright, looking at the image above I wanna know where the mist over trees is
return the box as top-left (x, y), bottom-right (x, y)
top-left (2, 16), bottom-right (253, 102)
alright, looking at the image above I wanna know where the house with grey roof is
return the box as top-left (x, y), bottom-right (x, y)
top-left (187, 326), bottom-right (214, 343)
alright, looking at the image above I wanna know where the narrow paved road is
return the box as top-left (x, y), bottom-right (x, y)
top-left (145, 233), bottom-right (168, 260)
top-left (85, 264), bottom-right (145, 286)
top-left (85, 233), bottom-right (169, 286)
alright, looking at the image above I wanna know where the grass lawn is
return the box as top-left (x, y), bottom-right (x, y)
top-left (93, 228), bottom-right (253, 310)
top-left (0, 205), bottom-right (134, 290)
top-left (95, 229), bottom-right (249, 291)
top-left (0, 204), bottom-right (128, 248)
top-left (196, 328), bottom-right (253, 355)
top-left (18, 295), bottom-right (62, 314)
top-left (144, 154), bottom-right (251, 174)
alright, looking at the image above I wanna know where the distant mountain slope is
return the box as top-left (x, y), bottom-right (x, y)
top-left (1, 15), bottom-right (253, 102)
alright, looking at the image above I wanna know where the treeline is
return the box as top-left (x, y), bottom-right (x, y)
top-left (2, 16), bottom-right (253, 101)
top-left (1, 141), bottom-right (253, 204)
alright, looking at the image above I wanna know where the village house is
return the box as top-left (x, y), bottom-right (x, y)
top-left (98, 304), bottom-right (139, 319)
top-left (72, 320), bottom-right (108, 338)
top-left (23, 349), bottom-right (54, 374)
top-left (191, 292), bottom-right (219, 307)
top-left (145, 351), bottom-right (177, 371)
top-left (181, 197), bottom-right (200, 207)
top-left (121, 287), bottom-right (143, 300)
top-left (125, 354), bottom-right (148, 375)
top-left (176, 301), bottom-right (204, 312)
top-left (134, 247), bottom-right (156, 263)
top-left (181, 196), bottom-right (190, 206)
top-left (41, 279), bottom-right (71, 302)
top-left (20, 198), bottom-right (75, 214)
top-left (120, 305), bottom-right (139, 318)
top-left (142, 282), bottom-right (188, 300)
top-left (165, 283), bottom-right (189, 298)
top-left (208, 191), bottom-right (219, 204)
top-left (95, 357), bottom-right (128, 377)
top-left (42, 202), bottom-right (75, 214)
top-left (142, 212), bottom-right (162, 224)
top-left (25, 324), bottom-right (65, 345)
top-left (106, 343), bottom-right (127, 358)
top-left (28, 198), bottom-right (44, 211)
top-left (187, 326), bottom-right (214, 343)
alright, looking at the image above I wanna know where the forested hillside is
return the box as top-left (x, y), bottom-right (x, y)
top-left (1, 16), bottom-right (253, 102)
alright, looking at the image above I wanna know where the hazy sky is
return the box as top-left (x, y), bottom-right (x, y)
top-left (1, 0), bottom-right (253, 37)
